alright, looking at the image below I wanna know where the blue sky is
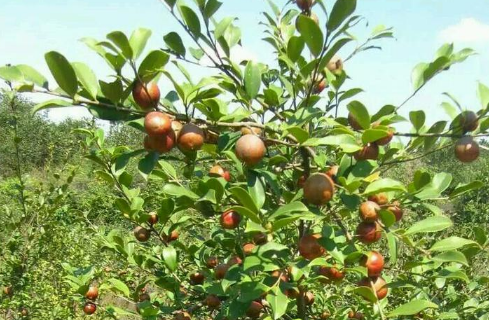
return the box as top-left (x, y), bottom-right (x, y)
top-left (1, 0), bottom-right (489, 127)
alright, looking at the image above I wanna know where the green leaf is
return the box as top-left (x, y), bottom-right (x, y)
top-left (296, 15), bottom-right (324, 57)
top-left (130, 28), bottom-right (152, 59)
top-left (248, 172), bottom-right (266, 211)
top-left (244, 60), bottom-right (262, 99)
top-left (477, 82), bottom-right (489, 111)
top-left (32, 99), bottom-right (72, 114)
top-left (138, 152), bottom-right (159, 179)
top-left (347, 101), bottom-right (370, 129)
top-left (162, 246), bottom-right (178, 271)
top-left (327, 0), bottom-right (357, 32)
top-left (266, 286), bottom-right (288, 319)
top-left (302, 134), bottom-right (361, 153)
top-left (449, 181), bottom-right (484, 198)
top-left (269, 202), bottom-right (308, 220)
top-left (107, 31), bottom-right (133, 59)
top-left (164, 32), bottom-right (186, 56)
top-left (411, 56), bottom-right (450, 91)
top-left (409, 110), bottom-right (426, 131)
top-left (138, 50), bottom-right (170, 82)
top-left (17, 65), bottom-right (48, 88)
top-left (387, 300), bottom-right (438, 317)
top-left (99, 79), bottom-right (124, 104)
top-left (405, 216), bottom-right (453, 235)
top-left (107, 278), bottom-right (130, 297)
top-left (163, 184), bottom-right (199, 200)
top-left (364, 178), bottom-right (406, 195)
top-left (204, 0), bottom-right (222, 20)
top-left (285, 126), bottom-right (309, 143)
top-left (287, 36), bottom-right (305, 62)
top-left (215, 17), bottom-right (234, 40)
top-left (387, 232), bottom-right (397, 264)
top-left (352, 286), bottom-right (377, 303)
top-left (228, 206), bottom-right (261, 224)
top-left (431, 251), bottom-right (469, 266)
top-left (45, 51), bottom-right (78, 97)
top-left (180, 5), bottom-right (201, 36)
top-left (362, 129), bottom-right (389, 144)
top-left (72, 62), bottom-right (98, 100)
top-left (229, 187), bottom-right (259, 213)
top-left (0, 65), bottom-right (23, 82)
top-left (430, 237), bottom-right (479, 252)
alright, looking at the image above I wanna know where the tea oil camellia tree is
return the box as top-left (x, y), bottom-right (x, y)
top-left (2, 0), bottom-right (489, 319)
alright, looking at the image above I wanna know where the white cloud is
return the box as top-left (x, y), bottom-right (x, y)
top-left (439, 18), bottom-right (489, 43)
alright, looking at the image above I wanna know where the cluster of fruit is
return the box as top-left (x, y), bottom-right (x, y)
top-left (83, 286), bottom-right (99, 315)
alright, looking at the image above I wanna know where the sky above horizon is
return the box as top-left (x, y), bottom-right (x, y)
top-left (1, 0), bottom-right (489, 128)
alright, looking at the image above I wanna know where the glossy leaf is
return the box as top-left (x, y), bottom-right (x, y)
top-left (45, 51), bottom-right (78, 97)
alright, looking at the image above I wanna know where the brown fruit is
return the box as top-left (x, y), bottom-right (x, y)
top-left (174, 311), bottom-right (192, 320)
top-left (3, 286), bottom-right (12, 296)
top-left (85, 286), bottom-right (99, 300)
top-left (148, 213), bottom-right (158, 225)
top-left (246, 301), bottom-right (263, 318)
top-left (326, 55), bottom-right (344, 75)
top-left (205, 294), bottom-right (220, 309)
top-left (285, 288), bottom-right (299, 298)
top-left (304, 291), bottom-right (315, 305)
top-left (375, 128), bottom-right (394, 146)
top-left (314, 79), bottom-right (327, 94)
top-left (360, 251), bottom-right (385, 277)
top-left (190, 272), bottom-right (205, 285)
top-left (139, 293), bottom-right (150, 302)
top-left (163, 230), bottom-right (179, 242)
top-left (455, 136), bottom-right (479, 163)
top-left (241, 126), bottom-right (262, 135)
top-left (359, 201), bottom-right (380, 222)
top-left (235, 134), bottom-right (266, 166)
top-left (177, 123), bottom-right (205, 152)
top-left (355, 312), bottom-right (365, 320)
top-left (20, 307), bottom-right (28, 317)
top-left (358, 276), bottom-right (388, 300)
top-left (354, 144), bottom-right (379, 161)
top-left (215, 263), bottom-right (229, 280)
top-left (297, 174), bottom-right (307, 188)
top-left (317, 266), bottom-right (345, 282)
top-left (271, 270), bottom-right (289, 282)
top-left (325, 165), bottom-right (339, 180)
top-left (253, 232), bottom-right (268, 245)
top-left (320, 311), bottom-right (331, 319)
top-left (144, 130), bottom-right (176, 153)
top-left (460, 111), bottom-right (478, 132)
top-left (83, 302), bottom-right (97, 315)
top-left (356, 222), bottom-right (382, 244)
top-left (348, 311), bottom-right (356, 318)
top-left (134, 226), bottom-right (150, 242)
top-left (296, 0), bottom-right (314, 11)
top-left (209, 165), bottom-right (231, 182)
top-left (303, 173), bottom-right (335, 205)
top-left (243, 243), bottom-right (256, 256)
top-left (348, 113), bottom-right (363, 131)
top-left (228, 256), bottom-right (243, 266)
top-left (206, 256), bottom-right (218, 269)
top-left (133, 81), bottom-right (160, 110)
top-left (387, 202), bottom-right (403, 222)
top-left (220, 210), bottom-right (241, 229)
top-left (368, 193), bottom-right (388, 205)
top-left (144, 111), bottom-right (171, 136)
top-left (299, 234), bottom-right (325, 260)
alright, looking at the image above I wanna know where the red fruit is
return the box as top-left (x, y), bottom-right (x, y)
top-left (189, 272), bottom-right (205, 285)
top-left (356, 222), bottom-right (382, 244)
top-left (299, 234), bottom-right (325, 260)
top-left (296, 0), bottom-right (314, 11)
top-left (214, 264), bottom-right (229, 280)
top-left (220, 210), bottom-right (241, 229)
top-left (209, 165), bottom-right (231, 181)
top-left (317, 266), bottom-right (345, 282)
top-left (174, 311), bottom-right (192, 320)
top-left (271, 270), bottom-right (289, 282)
top-left (455, 136), bottom-right (479, 163)
top-left (303, 173), bottom-right (335, 205)
top-left (359, 201), bottom-right (380, 222)
top-left (167, 230), bottom-right (179, 242)
top-left (253, 232), bottom-right (268, 245)
top-left (246, 301), bottom-right (263, 318)
top-left (235, 134), bottom-right (266, 166)
top-left (304, 291), bottom-right (315, 305)
top-left (348, 113), bottom-right (363, 131)
top-left (206, 256), bottom-right (218, 269)
top-left (83, 302), bottom-right (97, 315)
top-left (354, 144), bottom-right (379, 161)
top-left (387, 202), bottom-right (403, 222)
top-left (325, 165), bottom-right (339, 180)
top-left (144, 111), bottom-right (172, 136)
top-left (134, 226), bottom-right (150, 242)
top-left (205, 294), bottom-right (220, 309)
top-left (148, 213), bottom-right (158, 225)
top-left (133, 81), bottom-right (161, 110)
top-left (368, 193), bottom-right (388, 205)
top-left (360, 251), bottom-right (385, 277)
top-left (297, 174), bottom-right (307, 188)
top-left (358, 276), bottom-right (388, 300)
top-left (177, 123), bottom-right (205, 152)
top-left (375, 128), bottom-right (394, 146)
top-left (144, 130), bottom-right (176, 153)
top-left (228, 256), bottom-right (243, 266)
top-left (85, 286), bottom-right (99, 300)
top-left (460, 111), bottom-right (478, 132)
top-left (243, 243), bottom-right (256, 256)
top-left (222, 171), bottom-right (231, 182)
top-left (314, 79), bottom-right (327, 94)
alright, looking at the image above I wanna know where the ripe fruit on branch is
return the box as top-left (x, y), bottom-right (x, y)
top-left (253, 232), bottom-right (268, 245)
top-left (303, 173), bottom-right (335, 205)
top-left (139, 292), bottom-right (150, 302)
top-left (3, 286), bottom-right (12, 296)
top-left (209, 165), bottom-right (231, 182)
top-left (455, 136), bottom-right (479, 163)
top-left (354, 143), bottom-right (379, 161)
top-left (241, 126), bottom-right (262, 135)
top-left (246, 301), bottom-right (264, 318)
top-left (148, 213), bottom-right (158, 225)
top-left (297, 174), bottom-right (307, 188)
top-left (387, 202), bottom-right (403, 222)
top-left (320, 311), bottom-right (331, 319)
top-left (214, 264), bottom-right (230, 280)
top-left (325, 165), bottom-right (339, 180)
top-left (174, 311), bottom-right (192, 320)
top-left (296, 0), bottom-right (314, 11)
top-left (177, 123), bottom-right (205, 152)
top-left (189, 272), bottom-right (205, 285)
top-left (243, 243), bottom-right (256, 256)
top-left (20, 307), bottom-right (28, 317)
top-left (360, 251), bottom-right (385, 277)
top-left (206, 256), bottom-right (218, 269)
top-left (85, 286), bottom-right (99, 300)
top-left (144, 130), bottom-right (176, 153)
top-left (348, 113), bottom-right (363, 131)
top-left (299, 234), bottom-right (325, 260)
top-left (163, 230), bottom-right (179, 242)
top-left (326, 55), bottom-right (344, 75)
top-left (228, 256), bottom-right (243, 266)
top-left (359, 201), bottom-right (380, 222)
top-left (358, 276), bottom-right (388, 300)
top-left (144, 112), bottom-right (171, 136)
top-left (356, 222), bottom-right (382, 244)
top-left (368, 193), bottom-right (388, 205)
top-left (304, 291), bottom-right (315, 305)
top-left (133, 81), bottom-right (160, 110)
top-left (460, 110), bottom-right (478, 132)
top-left (83, 302), bottom-right (97, 315)
top-left (204, 294), bottom-right (220, 309)
top-left (313, 79), bottom-right (327, 94)
top-left (372, 123), bottom-right (394, 146)
top-left (235, 134), bottom-right (266, 166)
top-left (317, 266), bottom-right (345, 282)
top-left (134, 226), bottom-right (150, 242)
top-left (220, 210), bottom-right (241, 229)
